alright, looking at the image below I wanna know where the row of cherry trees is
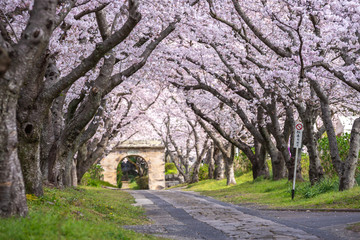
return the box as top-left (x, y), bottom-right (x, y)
top-left (147, 90), bottom-right (236, 185)
top-left (0, 0), bottom-right (359, 218)
top-left (0, 0), bottom-right (185, 217)
top-left (161, 0), bottom-right (360, 189)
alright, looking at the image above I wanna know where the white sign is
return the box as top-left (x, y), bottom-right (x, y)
top-left (293, 122), bottom-right (303, 149)
top-left (292, 121), bottom-right (304, 199)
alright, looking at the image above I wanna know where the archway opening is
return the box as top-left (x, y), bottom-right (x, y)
top-left (116, 155), bottom-right (149, 189)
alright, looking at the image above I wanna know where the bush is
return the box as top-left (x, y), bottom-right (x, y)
top-left (317, 133), bottom-right (360, 177)
top-left (81, 165), bottom-right (116, 188)
top-left (135, 176), bottom-right (149, 189)
top-left (80, 172), bottom-right (116, 188)
top-left (165, 162), bottom-right (178, 175)
top-left (199, 164), bottom-right (209, 181)
top-left (89, 164), bottom-right (104, 180)
top-left (296, 178), bottom-right (339, 198)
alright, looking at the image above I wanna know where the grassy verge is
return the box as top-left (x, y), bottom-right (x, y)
top-left (184, 172), bottom-right (360, 209)
top-left (0, 186), bottom-right (164, 240)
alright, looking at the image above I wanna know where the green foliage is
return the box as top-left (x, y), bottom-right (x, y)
top-left (165, 162), bottom-right (178, 175)
top-left (89, 164), bottom-right (104, 180)
top-left (135, 176), bottom-right (149, 189)
top-left (128, 175), bottom-right (137, 183)
top-left (0, 187), bottom-right (160, 240)
top-left (199, 164), bottom-right (209, 181)
top-left (234, 150), bottom-right (252, 174)
top-left (317, 133), bottom-right (357, 177)
top-left (80, 172), bottom-right (116, 188)
top-left (80, 164), bottom-right (114, 188)
top-left (234, 169), bottom-right (244, 177)
top-left (116, 164), bottom-right (123, 188)
top-left (296, 178), bottom-right (339, 198)
top-left (300, 153), bottom-right (310, 177)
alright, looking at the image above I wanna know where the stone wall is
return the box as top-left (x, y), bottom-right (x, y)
top-left (100, 141), bottom-right (165, 190)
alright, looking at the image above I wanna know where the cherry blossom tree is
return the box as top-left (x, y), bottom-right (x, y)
top-left (0, 0), bottom-right (182, 216)
top-left (1, 0), bottom-right (360, 219)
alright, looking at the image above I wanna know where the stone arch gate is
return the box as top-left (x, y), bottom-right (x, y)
top-left (100, 140), bottom-right (165, 190)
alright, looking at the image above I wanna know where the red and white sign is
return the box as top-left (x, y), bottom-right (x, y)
top-left (296, 123), bottom-right (303, 131)
top-left (293, 121), bottom-right (303, 149)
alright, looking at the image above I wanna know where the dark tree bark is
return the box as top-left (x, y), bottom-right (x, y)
top-left (253, 140), bottom-right (270, 179)
top-left (310, 78), bottom-right (360, 190)
top-left (339, 118), bottom-right (360, 190)
top-left (213, 146), bottom-right (225, 180)
top-left (224, 144), bottom-right (236, 185)
top-left (300, 106), bottom-right (324, 185)
top-left (204, 146), bottom-right (215, 179)
top-left (197, 119), bottom-right (235, 184)
top-left (40, 90), bottom-right (67, 182)
top-left (0, 0), bottom-right (58, 215)
top-left (0, 46), bottom-right (27, 216)
top-left (17, 0), bottom-right (142, 193)
top-left (0, 85), bottom-right (28, 217)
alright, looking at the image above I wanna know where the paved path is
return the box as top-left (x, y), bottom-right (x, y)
top-left (123, 190), bottom-right (360, 239)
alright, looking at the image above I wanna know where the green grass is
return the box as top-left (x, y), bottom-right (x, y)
top-left (0, 187), bottom-right (165, 240)
top-left (185, 172), bottom-right (360, 209)
top-left (129, 181), bottom-right (140, 190)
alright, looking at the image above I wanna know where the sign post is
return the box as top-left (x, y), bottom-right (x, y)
top-left (292, 121), bottom-right (303, 200)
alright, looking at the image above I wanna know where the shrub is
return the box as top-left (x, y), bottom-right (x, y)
top-left (165, 162), bottom-right (178, 175)
top-left (296, 178), bottom-right (339, 198)
top-left (81, 165), bottom-right (116, 188)
top-left (135, 176), bottom-right (149, 189)
top-left (116, 164), bottom-right (123, 188)
top-left (234, 150), bottom-right (252, 174)
top-left (80, 172), bottom-right (116, 188)
top-left (199, 164), bottom-right (209, 181)
top-left (89, 164), bottom-right (104, 180)
top-left (317, 133), bottom-right (360, 177)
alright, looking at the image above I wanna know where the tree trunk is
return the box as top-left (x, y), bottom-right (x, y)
top-left (40, 111), bottom-right (53, 182)
top-left (76, 144), bottom-right (89, 184)
top-left (266, 99), bottom-right (299, 181)
top-left (224, 145), bottom-right (236, 185)
top-left (252, 142), bottom-right (270, 180)
top-left (214, 146), bottom-right (225, 179)
top-left (339, 117), bottom-right (360, 190)
top-left (207, 147), bottom-right (215, 179)
top-left (190, 159), bottom-right (201, 183)
top-left (259, 125), bottom-right (286, 180)
top-left (41, 92), bottom-right (67, 182)
top-left (48, 136), bottom-right (79, 188)
top-left (267, 142), bottom-right (287, 180)
top-left (310, 79), bottom-right (343, 176)
top-left (0, 0), bottom-right (59, 215)
top-left (301, 112), bottom-right (324, 185)
top-left (0, 89), bottom-right (28, 217)
top-left (71, 158), bottom-right (77, 187)
top-left (17, 131), bottom-right (43, 196)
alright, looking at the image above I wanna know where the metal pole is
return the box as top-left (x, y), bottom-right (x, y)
top-left (292, 147), bottom-right (299, 200)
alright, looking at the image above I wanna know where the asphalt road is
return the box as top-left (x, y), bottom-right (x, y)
top-left (124, 189), bottom-right (360, 240)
